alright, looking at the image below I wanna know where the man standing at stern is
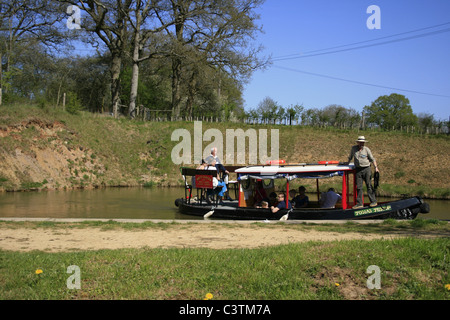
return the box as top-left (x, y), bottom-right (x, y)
top-left (347, 136), bottom-right (379, 209)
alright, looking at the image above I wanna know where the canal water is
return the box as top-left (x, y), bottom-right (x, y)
top-left (0, 188), bottom-right (448, 220)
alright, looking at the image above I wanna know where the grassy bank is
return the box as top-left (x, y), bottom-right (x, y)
top-left (0, 220), bottom-right (449, 300)
top-left (1, 239), bottom-right (449, 300)
top-left (0, 104), bottom-right (449, 199)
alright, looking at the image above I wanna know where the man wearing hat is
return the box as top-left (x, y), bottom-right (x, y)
top-left (347, 136), bottom-right (379, 209)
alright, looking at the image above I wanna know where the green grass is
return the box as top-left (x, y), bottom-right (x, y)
top-left (1, 218), bottom-right (448, 233)
top-left (0, 238), bottom-right (448, 300)
top-left (0, 220), bottom-right (449, 300)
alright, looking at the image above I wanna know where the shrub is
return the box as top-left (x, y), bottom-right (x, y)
top-left (65, 92), bottom-right (83, 115)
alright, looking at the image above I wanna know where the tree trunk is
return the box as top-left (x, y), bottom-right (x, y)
top-left (0, 52), bottom-right (2, 106)
top-left (129, 60), bottom-right (139, 119)
top-left (185, 69), bottom-right (198, 118)
top-left (110, 52), bottom-right (122, 118)
top-left (129, 3), bottom-right (142, 119)
top-left (171, 57), bottom-right (182, 119)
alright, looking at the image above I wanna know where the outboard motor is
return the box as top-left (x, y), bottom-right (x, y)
top-left (419, 202), bottom-right (430, 214)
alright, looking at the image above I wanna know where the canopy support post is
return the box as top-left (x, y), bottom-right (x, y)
top-left (342, 172), bottom-right (348, 210)
top-left (316, 178), bottom-right (320, 202)
top-left (286, 176), bottom-right (290, 209)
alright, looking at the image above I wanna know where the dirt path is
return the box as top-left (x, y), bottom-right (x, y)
top-left (0, 223), bottom-right (400, 252)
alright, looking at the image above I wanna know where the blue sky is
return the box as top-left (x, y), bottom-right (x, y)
top-left (243, 0), bottom-right (450, 121)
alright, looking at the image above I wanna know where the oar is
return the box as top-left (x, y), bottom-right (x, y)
top-left (204, 208), bottom-right (214, 218)
top-left (279, 209), bottom-right (292, 221)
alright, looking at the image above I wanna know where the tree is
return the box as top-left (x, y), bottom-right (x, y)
top-left (245, 107), bottom-right (259, 124)
top-left (363, 93), bottom-right (418, 130)
top-left (285, 105), bottom-right (296, 126)
top-left (127, 0), bottom-right (175, 118)
top-left (321, 104), bottom-right (361, 128)
top-left (127, 0), bottom-right (150, 118)
top-left (417, 113), bottom-right (434, 131)
top-left (155, 0), bottom-right (267, 119)
top-left (257, 96), bottom-right (280, 124)
top-left (276, 106), bottom-right (286, 124)
top-left (65, 0), bottom-right (133, 118)
top-left (0, 0), bottom-right (66, 104)
top-left (285, 104), bottom-right (303, 125)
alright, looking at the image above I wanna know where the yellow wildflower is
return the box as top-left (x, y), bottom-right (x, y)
top-left (35, 269), bottom-right (43, 275)
top-left (335, 283), bottom-right (340, 287)
top-left (205, 293), bottom-right (213, 300)
top-left (445, 284), bottom-right (450, 291)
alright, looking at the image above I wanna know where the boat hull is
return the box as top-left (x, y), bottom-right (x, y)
top-left (175, 197), bottom-right (430, 220)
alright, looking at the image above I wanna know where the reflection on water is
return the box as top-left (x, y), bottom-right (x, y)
top-left (0, 188), bottom-right (195, 220)
top-left (0, 188), bottom-right (448, 220)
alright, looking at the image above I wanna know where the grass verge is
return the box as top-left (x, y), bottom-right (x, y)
top-left (0, 220), bottom-right (449, 300)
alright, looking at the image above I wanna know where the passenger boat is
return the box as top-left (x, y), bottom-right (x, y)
top-left (175, 161), bottom-right (430, 220)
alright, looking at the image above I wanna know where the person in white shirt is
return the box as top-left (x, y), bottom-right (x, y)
top-left (205, 147), bottom-right (231, 200)
top-left (320, 188), bottom-right (342, 209)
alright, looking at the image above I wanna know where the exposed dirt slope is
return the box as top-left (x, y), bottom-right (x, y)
top-left (0, 109), bottom-right (449, 198)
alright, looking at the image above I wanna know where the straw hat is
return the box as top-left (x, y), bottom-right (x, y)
top-left (356, 136), bottom-right (368, 143)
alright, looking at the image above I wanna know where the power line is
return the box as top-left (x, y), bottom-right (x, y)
top-left (272, 22), bottom-right (450, 61)
top-left (273, 65), bottom-right (450, 99)
top-left (303, 21), bottom-right (450, 54)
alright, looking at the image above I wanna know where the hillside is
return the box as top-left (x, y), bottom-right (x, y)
top-left (0, 105), bottom-right (449, 199)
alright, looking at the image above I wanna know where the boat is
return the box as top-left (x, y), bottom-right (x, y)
top-left (175, 161), bottom-right (430, 220)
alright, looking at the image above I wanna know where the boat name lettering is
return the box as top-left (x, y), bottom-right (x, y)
top-left (354, 205), bottom-right (391, 216)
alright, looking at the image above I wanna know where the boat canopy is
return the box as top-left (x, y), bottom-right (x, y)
top-left (238, 171), bottom-right (344, 181)
top-left (235, 164), bottom-right (355, 181)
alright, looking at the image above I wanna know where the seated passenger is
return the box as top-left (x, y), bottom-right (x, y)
top-left (192, 159), bottom-right (208, 188)
top-left (292, 186), bottom-right (309, 208)
top-left (271, 193), bottom-right (292, 213)
top-left (256, 201), bottom-right (269, 209)
top-left (196, 159), bottom-right (207, 169)
top-left (205, 158), bottom-right (227, 203)
top-left (289, 190), bottom-right (296, 204)
top-left (319, 188), bottom-right (342, 209)
top-left (255, 180), bottom-right (268, 204)
top-left (268, 192), bottom-right (278, 206)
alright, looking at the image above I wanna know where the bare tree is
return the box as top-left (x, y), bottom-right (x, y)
top-left (62, 0), bottom-right (133, 118)
top-left (155, 0), bottom-right (268, 119)
top-left (127, 0), bottom-right (173, 118)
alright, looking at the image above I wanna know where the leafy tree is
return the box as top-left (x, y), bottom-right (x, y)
top-left (0, 0), bottom-right (66, 104)
top-left (285, 105), bottom-right (296, 126)
top-left (321, 104), bottom-right (361, 128)
top-left (245, 107), bottom-right (259, 124)
top-left (285, 104), bottom-right (304, 125)
top-left (417, 113), bottom-right (435, 132)
top-left (65, 91), bottom-right (83, 114)
top-left (363, 93), bottom-right (418, 130)
top-left (301, 108), bottom-right (320, 126)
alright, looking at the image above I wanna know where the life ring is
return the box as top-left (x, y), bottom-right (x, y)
top-left (318, 160), bottom-right (339, 165)
top-left (266, 159), bottom-right (286, 165)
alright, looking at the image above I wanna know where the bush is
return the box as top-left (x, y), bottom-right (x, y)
top-left (65, 92), bottom-right (83, 115)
